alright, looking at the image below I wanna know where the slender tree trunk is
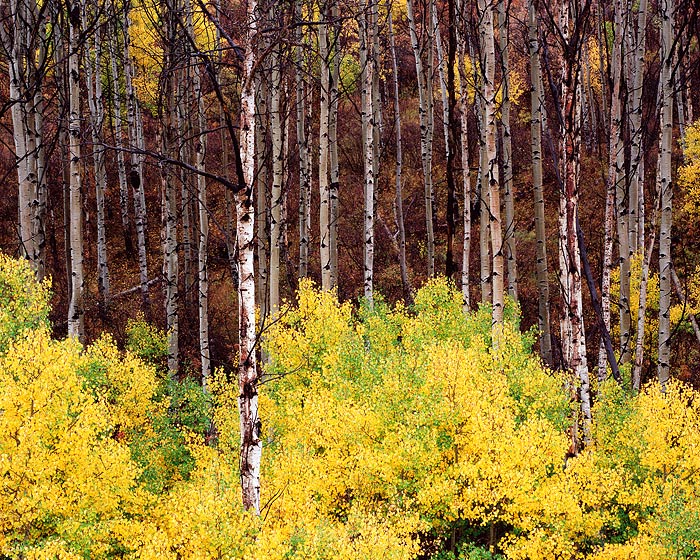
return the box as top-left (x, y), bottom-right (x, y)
top-left (269, 37), bottom-right (283, 315)
top-left (238, 0), bottom-right (261, 512)
top-left (123, 2), bottom-right (150, 313)
top-left (255, 57), bottom-right (269, 317)
top-left (108, 0), bottom-right (133, 259)
top-left (85, 11), bottom-right (110, 305)
top-left (477, 0), bottom-right (503, 332)
top-left (557, 0), bottom-right (591, 442)
top-left (360, 1), bottom-right (375, 305)
top-left (529, 0), bottom-right (551, 364)
top-left (498, 0), bottom-right (517, 301)
top-left (388, 5), bottom-right (412, 301)
top-left (319, 2), bottom-right (332, 289)
top-left (296, 0), bottom-right (311, 279)
top-left (611, 0), bottom-right (632, 364)
top-left (67, 4), bottom-right (84, 342)
top-left (329, 0), bottom-right (340, 288)
top-left (457, 0), bottom-right (471, 311)
top-left (406, 0), bottom-right (435, 276)
top-left (628, 0), bottom-right (648, 253)
top-left (657, 0), bottom-right (674, 386)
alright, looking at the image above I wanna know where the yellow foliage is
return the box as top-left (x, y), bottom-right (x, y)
top-left (680, 119), bottom-right (700, 216)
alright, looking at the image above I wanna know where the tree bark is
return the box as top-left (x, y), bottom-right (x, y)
top-left (657, 0), bottom-right (674, 387)
top-left (528, 0), bottom-right (552, 364)
top-left (238, 0), bottom-right (261, 512)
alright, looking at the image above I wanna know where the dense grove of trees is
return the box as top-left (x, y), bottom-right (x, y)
top-left (3, 0), bottom-right (700, 555)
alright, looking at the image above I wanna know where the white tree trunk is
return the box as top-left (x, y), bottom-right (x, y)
top-left (528, 0), bottom-right (551, 364)
top-left (657, 0), bottom-right (674, 386)
top-left (67, 5), bottom-right (84, 341)
top-left (238, 0), bottom-right (261, 510)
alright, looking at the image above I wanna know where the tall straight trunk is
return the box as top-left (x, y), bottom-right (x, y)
top-left (238, 0), bottom-right (261, 512)
top-left (185, 6), bottom-right (210, 387)
top-left (319, 3), bottom-right (332, 289)
top-left (269, 38), bottom-right (283, 315)
top-left (628, 0), bottom-right (647, 253)
top-left (329, 1), bottom-right (340, 288)
top-left (388, 5), bottom-right (411, 301)
top-left (122, 3), bottom-right (150, 313)
top-left (445, 0), bottom-right (458, 280)
top-left (611, 0), bottom-right (632, 364)
top-left (657, 0), bottom-right (674, 386)
top-left (498, 0), bottom-right (517, 301)
top-left (558, 0), bottom-right (591, 442)
top-left (50, 5), bottom-right (72, 299)
top-left (178, 77), bottom-right (195, 309)
top-left (296, 0), bottom-right (310, 279)
top-left (123, 2), bottom-right (150, 313)
top-left (161, 4), bottom-right (179, 376)
top-left (598, 170), bottom-right (615, 379)
top-left (457, 0), bottom-right (471, 311)
top-left (67, 5), bottom-right (84, 341)
top-left (477, 0), bottom-right (504, 331)
top-left (406, 0), bottom-right (435, 276)
top-left (32, 13), bottom-right (47, 282)
top-left (255, 83), bottom-right (270, 320)
top-left (528, 0), bottom-right (551, 364)
top-left (108, 0), bottom-right (133, 259)
top-left (85, 12), bottom-right (110, 304)
top-left (360, 2), bottom-right (375, 305)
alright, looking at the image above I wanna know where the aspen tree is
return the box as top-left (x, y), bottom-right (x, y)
top-left (296, 0), bottom-right (311, 279)
top-left (329, 0), bottom-right (340, 288)
top-left (611, 0), bottom-right (632, 365)
top-left (657, 0), bottom-right (674, 386)
top-left (406, 0), bottom-right (435, 277)
top-left (457, 0), bottom-right (471, 311)
top-left (444, 0), bottom-right (459, 281)
top-left (269, 10), bottom-right (283, 316)
top-left (84, 7), bottom-right (109, 304)
top-left (360, 0), bottom-right (375, 305)
top-left (557, 0), bottom-right (591, 440)
top-left (161, 0), bottom-right (180, 375)
top-left (528, 0), bottom-right (551, 364)
top-left (123, 0), bottom-right (150, 313)
top-left (238, 0), bottom-right (261, 513)
top-left (107, 0), bottom-right (133, 259)
top-left (67, 0), bottom-right (84, 341)
top-left (498, 0), bottom-right (516, 302)
top-left (628, 0), bottom-right (648, 253)
top-left (388, 3), bottom-right (412, 301)
top-left (319, 0), bottom-right (332, 289)
top-left (477, 0), bottom-right (504, 331)
top-left (255, 70), bottom-right (269, 317)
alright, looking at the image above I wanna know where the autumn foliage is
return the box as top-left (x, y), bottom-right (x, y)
top-left (1, 255), bottom-right (700, 558)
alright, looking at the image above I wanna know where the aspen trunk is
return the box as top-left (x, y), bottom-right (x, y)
top-left (388, 5), bottom-right (412, 301)
top-left (296, 0), bottom-right (311, 279)
top-left (444, 0), bottom-right (458, 281)
top-left (628, 0), bottom-right (648, 253)
top-left (255, 61), bottom-right (269, 317)
top-left (108, 0), bottom-right (133, 259)
top-left (67, 4), bottom-right (84, 341)
top-left (406, 0), bottom-right (435, 276)
top-left (611, 0), bottom-right (632, 365)
top-left (85, 12), bottom-right (110, 304)
top-left (457, 0), bottom-right (471, 312)
top-left (123, 2), bottom-right (150, 313)
top-left (319, 3), bottom-right (332, 289)
top-left (269, 39), bottom-right (283, 315)
top-left (558, 0), bottom-right (590, 440)
top-left (529, 0), bottom-right (551, 364)
top-left (329, 1), bottom-right (340, 288)
top-left (360, 2), bottom-right (375, 305)
top-left (657, 0), bottom-right (674, 386)
top-left (238, 0), bottom-right (261, 511)
top-left (498, 0), bottom-right (517, 301)
top-left (477, 0), bottom-right (504, 331)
